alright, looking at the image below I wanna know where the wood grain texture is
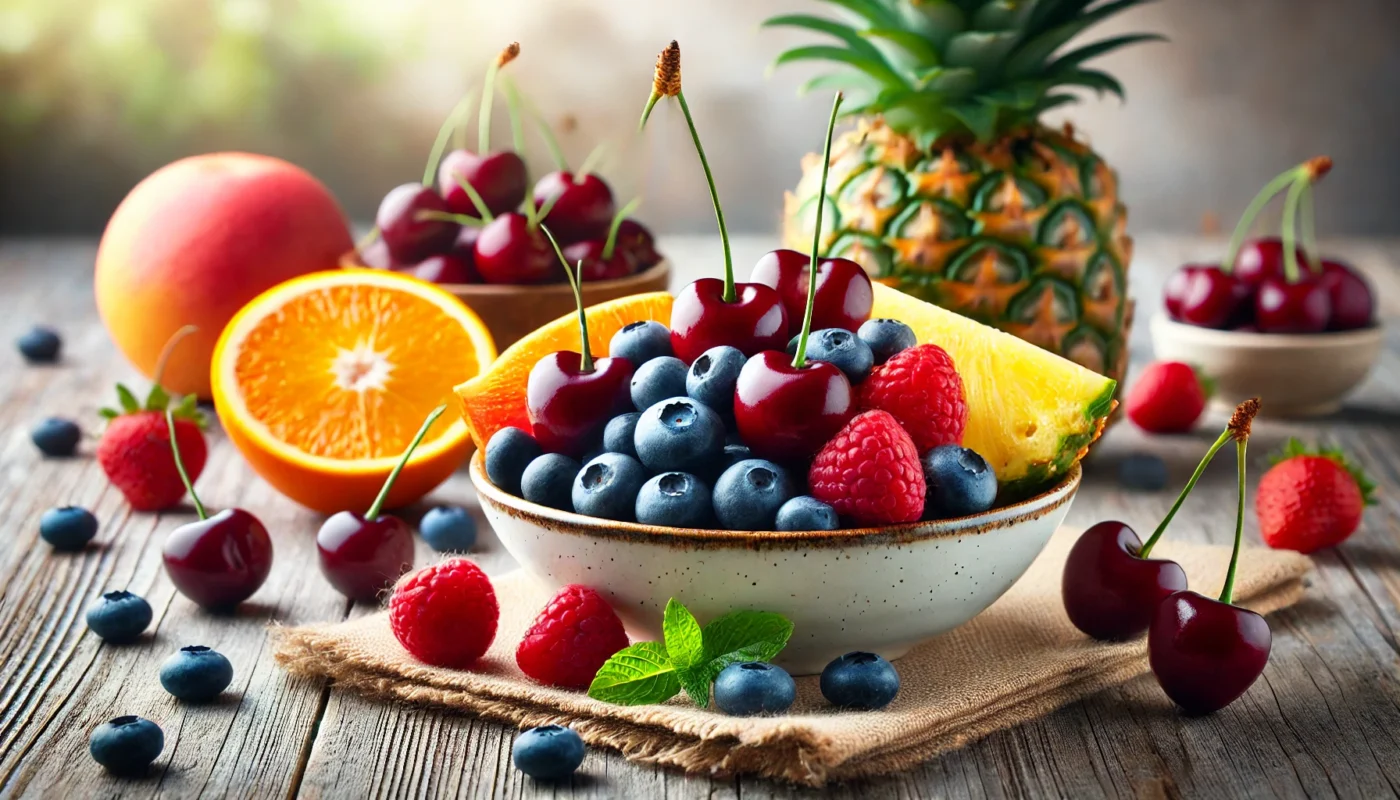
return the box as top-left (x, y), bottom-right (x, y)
top-left (0, 235), bottom-right (1397, 799)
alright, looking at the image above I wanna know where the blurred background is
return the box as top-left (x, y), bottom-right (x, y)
top-left (3, 0), bottom-right (1398, 236)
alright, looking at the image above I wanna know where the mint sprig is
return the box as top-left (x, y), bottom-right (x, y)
top-left (587, 598), bottom-right (794, 708)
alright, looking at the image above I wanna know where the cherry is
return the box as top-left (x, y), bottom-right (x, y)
top-left (438, 150), bottom-right (528, 218)
top-left (564, 240), bottom-right (632, 282)
top-left (375, 183), bottom-right (458, 263)
top-left (1162, 264), bottom-right (1204, 321)
top-left (615, 218), bottom-right (663, 270)
top-left (1233, 237), bottom-right (1304, 286)
top-left (1254, 275), bottom-right (1331, 333)
top-left (534, 171), bottom-right (616, 244)
top-left (160, 410), bottom-right (273, 610)
top-left (1320, 259), bottom-right (1374, 330)
top-left (750, 249), bottom-right (873, 333)
top-left (1176, 266), bottom-right (1253, 329)
top-left (399, 252), bottom-right (478, 285)
top-left (317, 406), bottom-right (445, 601)
top-left (358, 237), bottom-right (397, 270)
top-left (474, 213), bottom-right (558, 284)
top-left (527, 230), bottom-right (635, 457)
top-left (1149, 399), bottom-right (1270, 714)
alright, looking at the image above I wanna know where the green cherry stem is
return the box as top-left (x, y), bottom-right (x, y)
top-left (602, 197), bottom-right (643, 261)
top-left (542, 225), bottom-right (593, 373)
top-left (575, 144), bottom-right (607, 181)
top-left (511, 75), bottom-right (568, 172)
top-left (365, 405), bottom-right (447, 520)
top-left (355, 226), bottom-right (381, 252)
top-left (503, 78), bottom-right (527, 157)
top-left (792, 91), bottom-right (843, 370)
top-left (479, 43), bottom-right (520, 155)
top-left (1136, 428), bottom-right (1233, 558)
top-left (1221, 163), bottom-right (1310, 274)
top-left (426, 90), bottom-right (477, 187)
top-left (1280, 175), bottom-right (1307, 284)
top-left (1299, 183), bottom-right (1322, 275)
top-left (416, 210), bottom-right (487, 228)
top-left (1219, 437), bottom-right (1249, 605)
top-left (152, 325), bottom-right (199, 390)
top-left (452, 175), bottom-right (495, 223)
top-left (166, 409), bottom-right (207, 521)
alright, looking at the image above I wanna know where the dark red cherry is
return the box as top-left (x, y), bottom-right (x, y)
top-left (534, 171), bottom-right (616, 244)
top-left (733, 351), bottom-right (854, 462)
top-left (750, 249), bottom-right (873, 333)
top-left (359, 238), bottom-right (397, 270)
top-left (1062, 520), bottom-right (1189, 640)
top-left (316, 511), bottom-right (414, 602)
top-left (670, 279), bottom-right (790, 364)
top-left (399, 252), bottom-right (478, 285)
top-left (527, 352), bottom-right (634, 458)
top-left (564, 240), bottom-right (633, 282)
top-left (1149, 590), bottom-right (1271, 714)
top-left (1177, 266), bottom-right (1253, 329)
top-left (614, 218), bottom-right (663, 270)
top-left (1163, 264), bottom-right (1205, 320)
top-left (1254, 276), bottom-right (1331, 333)
top-left (1233, 237), bottom-right (1306, 286)
top-left (375, 183), bottom-right (458, 263)
top-left (436, 149), bottom-right (528, 218)
top-left (1320, 259), bottom-right (1374, 330)
top-left (163, 508), bottom-right (274, 610)
top-left (474, 213), bottom-right (558, 284)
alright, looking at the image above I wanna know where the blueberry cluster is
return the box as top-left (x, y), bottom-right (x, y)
top-left (711, 649), bottom-right (901, 716)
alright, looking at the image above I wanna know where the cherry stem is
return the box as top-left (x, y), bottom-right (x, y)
top-left (479, 50), bottom-right (508, 154)
top-left (511, 76), bottom-right (568, 171)
top-left (1221, 163), bottom-right (1308, 274)
top-left (426, 90), bottom-right (476, 187)
top-left (152, 325), bottom-right (198, 390)
top-left (355, 226), bottom-right (381, 252)
top-left (535, 191), bottom-right (563, 229)
top-left (452, 174), bottom-right (495, 223)
top-left (1137, 428), bottom-right (1233, 558)
top-left (1299, 184), bottom-right (1321, 274)
top-left (792, 92), bottom-right (843, 370)
top-left (1280, 175), bottom-right (1307, 284)
top-left (1219, 437), bottom-right (1249, 605)
top-left (504, 79), bottom-right (527, 157)
top-left (166, 409), bottom-right (206, 521)
top-left (416, 210), bottom-right (487, 228)
top-left (542, 225), bottom-right (593, 373)
top-left (366, 405), bottom-right (446, 520)
top-left (603, 197), bottom-right (642, 261)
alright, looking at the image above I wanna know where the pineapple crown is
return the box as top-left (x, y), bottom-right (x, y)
top-left (765, 0), bottom-right (1163, 143)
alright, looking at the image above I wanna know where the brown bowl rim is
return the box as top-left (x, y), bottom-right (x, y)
top-left (339, 250), bottom-right (670, 296)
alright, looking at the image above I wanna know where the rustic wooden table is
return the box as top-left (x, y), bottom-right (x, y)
top-left (1, 235), bottom-right (1398, 799)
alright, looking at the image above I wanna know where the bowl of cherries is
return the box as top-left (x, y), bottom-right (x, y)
top-left (1153, 157), bottom-right (1382, 417)
top-left (346, 43), bottom-right (670, 350)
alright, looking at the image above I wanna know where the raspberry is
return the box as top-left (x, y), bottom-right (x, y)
top-left (390, 559), bottom-right (498, 668)
top-left (858, 344), bottom-right (967, 452)
top-left (809, 410), bottom-right (926, 525)
top-left (516, 585), bottom-right (629, 689)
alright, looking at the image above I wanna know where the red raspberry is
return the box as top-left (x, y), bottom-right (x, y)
top-left (858, 344), bottom-right (967, 451)
top-left (390, 559), bottom-right (498, 668)
top-left (809, 410), bottom-right (926, 525)
top-left (516, 584), bottom-right (630, 689)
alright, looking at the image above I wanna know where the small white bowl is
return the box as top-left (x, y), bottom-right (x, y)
top-left (470, 453), bottom-right (1080, 675)
top-left (1150, 314), bottom-right (1384, 417)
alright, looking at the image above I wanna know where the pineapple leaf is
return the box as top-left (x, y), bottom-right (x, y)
top-left (982, 82), bottom-right (1048, 110)
top-left (890, 0), bottom-right (967, 50)
top-left (944, 31), bottom-right (1021, 74)
top-left (810, 0), bottom-right (900, 28)
top-left (1053, 68), bottom-right (1125, 99)
top-left (1048, 33), bottom-right (1166, 72)
top-left (772, 46), bottom-right (908, 88)
top-left (115, 384), bottom-right (141, 414)
top-left (861, 28), bottom-right (942, 66)
top-left (1031, 92), bottom-right (1080, 114)
top-left (762, 14), bottom-right (887, 62)
top-left (973, 0), bottom-right (1036, 31)
top-left (1007, 0), bottom-right (1155, 78)
top-left (915, 66), bottom-right (978, 98)
top-left (947, 100), bottom-right (999, 141)
top-left (798, 72), bottom-right (886, 98)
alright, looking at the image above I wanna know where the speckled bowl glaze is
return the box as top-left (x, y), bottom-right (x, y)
top-left (470, 453), bottom-right (1081, 675)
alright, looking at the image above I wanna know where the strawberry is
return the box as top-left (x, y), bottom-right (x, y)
top-left (1125, 362), bottom-right (1210, 434)
top-left (97, 384), bottom-right (207, 512)
top-left (1257, 438), bottom-right (1376, 553)
top-left (516, 584), bottom-right (629, 689)
top-left (857, 344), bottom-right (967, 452)
top-left (809, 410), bottom-right (925, 526)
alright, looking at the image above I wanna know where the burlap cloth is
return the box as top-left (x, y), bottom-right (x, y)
top-left (274, 527), bottom-right (1311, 786)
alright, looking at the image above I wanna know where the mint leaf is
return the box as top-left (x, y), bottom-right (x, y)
top-left (700, 610), bottom-right (794, 679)
top-left (663, 598), bottom-right (704, 669)
top-left (677, 667), bottom-right (712, 708)
top-left (587, 642), bottom-right (681, 706)
top-left (115, 384), bottom-right (140, 414)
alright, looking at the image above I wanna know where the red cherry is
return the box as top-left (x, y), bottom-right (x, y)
top-left (750, 249), bottom-right (873, 333)
top-left (614, 218), bottom-right (663, 270)
top-left (436, 149), bottom-right (528, 218)
top-left (534, 171), bottom-right (616, 244)
top-left (1233, 237), bottom-right (1306, 286)
top-left (1163, 264), bottom-right (1205, 320)
top-left (564, 240), bottom-right (634, 282)
top-left (1320, 259), bottom-right (1374, 330)
top-left (316, 511), bottom-right (415, 602)
top-left (399, 252), bottom-right (478, 285)
top-left (669, 279), bottom-right (790, 364)
top-left (1149, 590), bottom-right (1271, 714)
top-left (359, 238), bottom-right (397, 270)
top-left (163, 508), bottom-right (274, 610)
top-left (1254, 276), bottom-right (1331, 333)
top-left (1061, 520), bottom-right (1188, 640)
top-left (1177, 266), bottom-right (1253, 329)
top-left (375, 183), bottom-right (458, 263)
top-left (474, 213), bottom-right (558, 284)
top-left (733, 351), bottom-right (854, 462)
top-left (527, 352), bottom-right (634, 458)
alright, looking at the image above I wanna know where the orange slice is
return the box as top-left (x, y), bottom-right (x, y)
top-left (455, 292), bottom-right (673, 448)
top-left (212, 270), bottom-right (496, 514)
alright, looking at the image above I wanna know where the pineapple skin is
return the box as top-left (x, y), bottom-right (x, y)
top-left (784, 118), bottom-right (1134, 388)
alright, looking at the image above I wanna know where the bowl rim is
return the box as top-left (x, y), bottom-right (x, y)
top-left (469, 450), bottom-right (1081, 548)
top-left (339, 249), bottom-right (671, 295)
top-left (1150, 312), bottom-right (1384, 348)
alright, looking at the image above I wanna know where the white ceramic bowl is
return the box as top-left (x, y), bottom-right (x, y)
top-left (1150, 313), bottom-right (1384, 417)
top-left (471, 454), bottom-right (1080, 675)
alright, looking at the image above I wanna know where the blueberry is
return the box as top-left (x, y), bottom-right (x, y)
top-left (775, 496), bottom-right (838, 531)
top-left (921, 445), bottom-right (998, 520)
top-left (602, 412), bottom-right (641, 458)
top-left (17, 325), bottom-right (61, 363)
top-left (485, 426), bottom-right (543, 497)
top-left (608, 320), bottom-right (672, 366)
top-left (572, 453), bottom-right (648, 521)
top-left (630, 356), bottom-right (689, 412)
top-left (636, 472), bottom-right (713, 528)
top-left (713, 459), bottom-right (793, 531)
top-left (89, 715), bottom-right (163, 776)
top-left (31, 417), bottom-right (80, 457)
top-left (512, 724), bottom-right (586, 780)
top-left (521, 453), bottom-right (581, 511)
top-left (159, 645), bottom-right (234, 702)
top-left (1118, 452), bottom-right (1169, 492)
top-left (820, 651), bottom-right (900, 710)
top-left (803, 328), bottom-right (874, 383)
top-left (858, 319), bottom-right (917, 365)
top-left (85, 590), bottom-right (152, 643)
top-left (39, 506), bottom-right (98, 551)
top-left (713, 661), bottom-right (797, 716)
top-left (419, 506), bottom-right (477, 552)
top-left (686, 346), bottom-right (745, 415)
top-left (634, 398), bottom-right (725, 474)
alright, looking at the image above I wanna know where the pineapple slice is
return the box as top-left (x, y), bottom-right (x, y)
top-left (870, 283), bottom-right (1114, 497)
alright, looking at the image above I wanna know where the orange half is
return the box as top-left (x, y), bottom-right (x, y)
top-left (212, 270), bottom-right (496, 514)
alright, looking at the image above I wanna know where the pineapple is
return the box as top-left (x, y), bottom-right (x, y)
top-left (771, 0), bottom-right (1159, 387)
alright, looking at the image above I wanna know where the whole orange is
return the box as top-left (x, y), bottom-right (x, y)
top-left (95, 153), bottom-right (353, 398)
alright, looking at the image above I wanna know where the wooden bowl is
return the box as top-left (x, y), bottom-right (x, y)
top-left (340, 251), bottom-right (671, 351)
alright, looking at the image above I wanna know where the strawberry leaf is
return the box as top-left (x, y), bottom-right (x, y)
top-left (115, 384), bottom-right (141, 414)
top-left (145, 384), bottom-right (170, 412)
top-left (98, 408), bottom-right (119, 420)
top-left (1191, 366), bottom-right (1216, 401)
